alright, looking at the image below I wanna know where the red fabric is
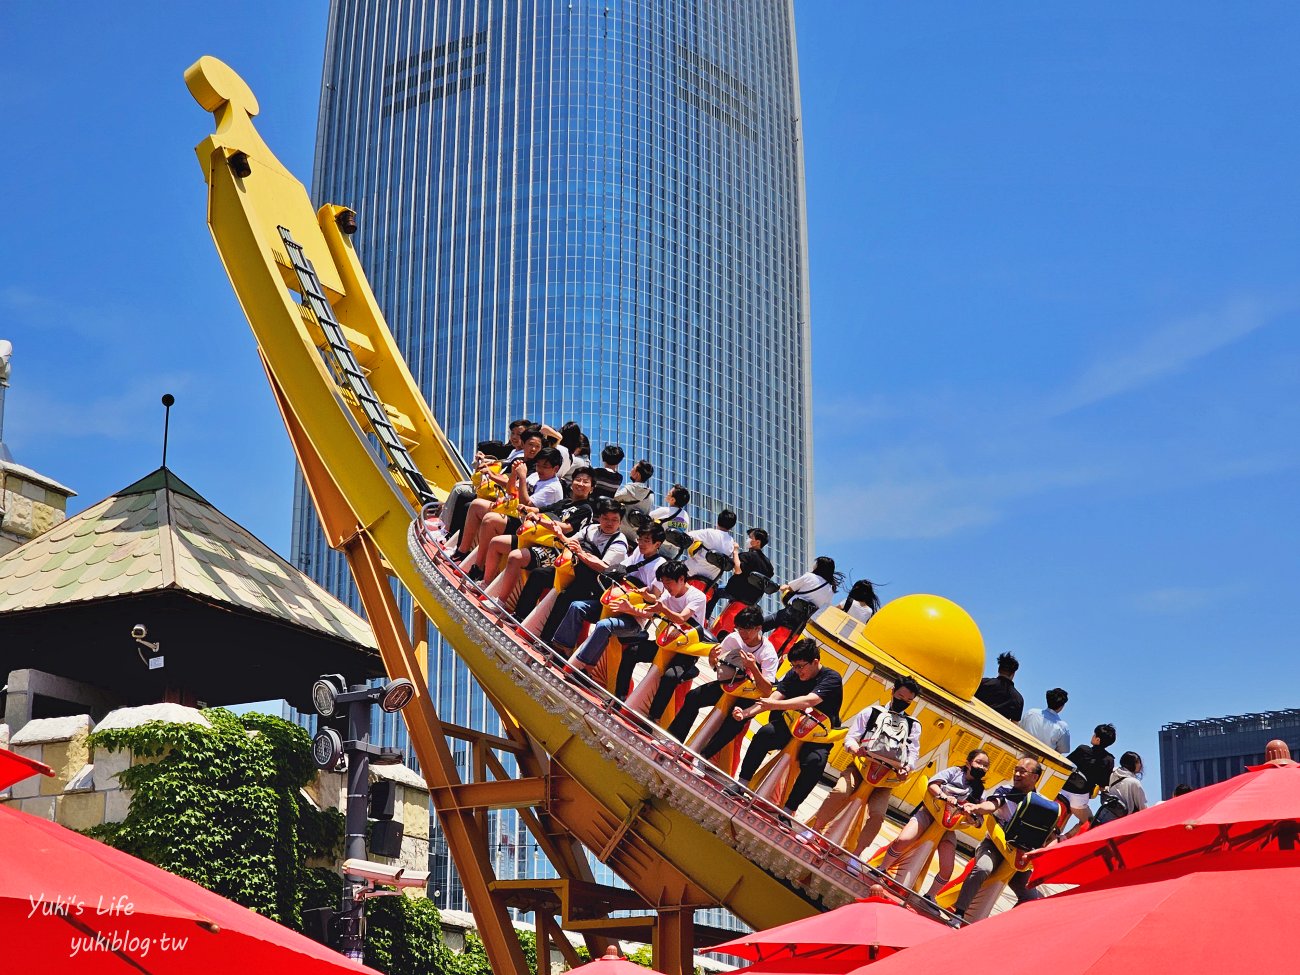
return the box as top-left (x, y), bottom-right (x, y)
top-left (0, 803), bottom-right (380, 972)
top-left (707, 897), bottom-right (946, 962)
top-left (574, 946), bottom-right (669, 975)
top-left (0, 746), bottom-right (55, 791)
top-left (847, 851), bottom-right (1299, 975)
top-left (733, 958), bottom-right (882, 975)
top-left (1031, 763), bottom-right (1300, 886)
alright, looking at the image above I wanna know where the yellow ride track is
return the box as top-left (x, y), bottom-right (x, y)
top-left (187, 56), bottom-right (1070, 974)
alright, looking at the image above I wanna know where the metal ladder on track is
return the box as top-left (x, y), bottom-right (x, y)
top-left (278, 227), bottom-right (436, 507)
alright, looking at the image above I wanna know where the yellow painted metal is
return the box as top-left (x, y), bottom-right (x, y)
top-left (186, 53), bottom-right (817, 953)
top-left (807, 603), bottom-right (1072, 826)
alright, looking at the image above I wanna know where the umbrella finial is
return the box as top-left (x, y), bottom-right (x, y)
top-left (602, 947), bottom-right (622, 960)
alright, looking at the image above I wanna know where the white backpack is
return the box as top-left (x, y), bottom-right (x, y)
top-left (864, 708), bottom-right (911, 767)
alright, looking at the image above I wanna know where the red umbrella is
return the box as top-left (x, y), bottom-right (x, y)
top-left (844, 850), bottom-right (1296, 975)
top-left (0, 745), bottom-right (55, 790)
top-left (1030, 763), bottom-right (1300, 886)
top-left (0, 802), bottom-right (381, 973)
top-left (729, 959), bottom-right (866, 975)
top-left (573, 946), bottom-right (669, 975)
top-left (708, 897), bottom-right (947, 964)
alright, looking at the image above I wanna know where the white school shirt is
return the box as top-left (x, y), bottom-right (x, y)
top-left (683, 527), bottom-right (734, 580)
top-left (785, 572), bottom-right (835, 610)
top-left (714, 631), bottom-right (779, 682)
top-left (649, 584), bottom-right (708, 626)
top-left (526, 472), bottom-right (564, 509)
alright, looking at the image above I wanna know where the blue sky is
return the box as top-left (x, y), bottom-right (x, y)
top-left (3, 3), bottom-right (1297, 790)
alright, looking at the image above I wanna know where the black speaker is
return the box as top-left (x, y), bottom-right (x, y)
top-left (369, 779), bottom-right (397, 819)
top-left (370, 819), bottom-right (405, 859)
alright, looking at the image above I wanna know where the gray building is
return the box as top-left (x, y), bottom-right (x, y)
top-left (296, 0), bottom-right (814, 920)
top-left (1158, 709), bottom-right (1300, 799)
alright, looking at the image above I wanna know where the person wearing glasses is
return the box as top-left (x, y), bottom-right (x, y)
top-left (729, 639), bottom-right (843, 813)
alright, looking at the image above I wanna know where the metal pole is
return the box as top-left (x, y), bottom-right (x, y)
top-left (0, 339), bottom-right (13, 459)
top-left (160, 393), bottom-right (175, 469)
top-left (342, 685), bottom-right (371, 962)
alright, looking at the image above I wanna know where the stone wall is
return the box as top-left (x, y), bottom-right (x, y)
top-left (0, 704), bottom-right (431, 887)
top-left (0, 460), bottom-right (74, 556)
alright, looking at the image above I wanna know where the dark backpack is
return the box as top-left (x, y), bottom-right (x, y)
top-left (1090, 789), bottom-right (1128, 828)
top-left (1003, 791), bottom-right (1061, 851)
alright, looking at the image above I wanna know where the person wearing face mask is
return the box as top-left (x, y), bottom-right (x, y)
top-left (950, 756), bottom-right (1060, 923)
top-left (803, 677), bottom-right (923, 854)
top-left (881, 749), bottom-right (990, 898)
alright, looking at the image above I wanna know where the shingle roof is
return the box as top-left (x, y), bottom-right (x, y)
top-left (0, 468), bottom-right (376, 650)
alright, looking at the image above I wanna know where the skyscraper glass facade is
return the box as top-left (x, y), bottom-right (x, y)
top-left (296, 0), bottom-right (813, 921)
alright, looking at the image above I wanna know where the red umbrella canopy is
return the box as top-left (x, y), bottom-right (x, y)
top-left (0, 745), bottom-right (55, 790)
top-left (0, 803), bottom-right (381, 973)
top-left (730, 958), bottom-right (870, 975)
top-left (843, 851), bottom-right (1297, 975)
top-left (1031, 764), bottom-right (1300, 886)
top-left (573, 946), bottom-right (670, 975)
top-left (707, 898), bottom-right (947, 963)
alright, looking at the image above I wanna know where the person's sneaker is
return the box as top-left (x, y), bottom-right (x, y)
top-left (721, 781), bottom-right (746, 799)
top-left (794, 829), bottom-right (816, 844)
top-left (449, 548), bottom-right (469, 562)
top-left (846, 857), bottom-right (865, 877)
top-left (946, 911), bottom-right (965, 929)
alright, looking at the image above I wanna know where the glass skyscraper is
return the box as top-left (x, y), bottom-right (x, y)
top-left (295, 0), bottom-right (814, 918)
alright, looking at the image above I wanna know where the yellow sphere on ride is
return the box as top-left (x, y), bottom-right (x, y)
top-left (863, 594), bottom-right (985, 700)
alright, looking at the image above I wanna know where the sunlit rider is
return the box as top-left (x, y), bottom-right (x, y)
top-left (482, 468), bottom-right (595, 603)
top-left (950, 756), bottom-right (1060, 923)
top-left (665, 606), bottom-right (778, 750)
top-left (803, 678), bottom-right (922, 854)
top-left (551, 526), bottom-right (665, 659)
top-left (565, 558), bottom-right (696, 676)
top-left (459, 446), bottom-right (564, 579)
top-left (882, 749), bottom-right (990, 898)
top-left (730, 639), bottom-right (844, 814)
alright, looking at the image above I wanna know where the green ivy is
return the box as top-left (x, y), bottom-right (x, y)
top-left (364, 893), bottom-right (454, 975)
top-left (88, 708), bottom-right (335, 927)
top-left (85, 708), bottom-right (451, 972)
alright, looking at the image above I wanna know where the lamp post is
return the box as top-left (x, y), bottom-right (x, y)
top-left (311, 675), bottom-right (416, 961)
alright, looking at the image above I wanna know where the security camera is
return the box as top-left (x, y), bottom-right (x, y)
top-left (342, 859), bottom-right (430, 890)
top-left (131, 625), bottom-right (161, 668)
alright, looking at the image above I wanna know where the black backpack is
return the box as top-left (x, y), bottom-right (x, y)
top-left (1003, 791), bottom-right (1061, 851)
top-left (1090, 789), bottom-right (1128, 828)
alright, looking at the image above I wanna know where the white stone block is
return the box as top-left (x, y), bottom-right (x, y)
top-left (105, 788), bottom-right (133, 823)
top-left (11, 714), bottom-right (92, 745)
top-left (19, 796), bottom-right (56, 819)
top-left (8, 771), bottom-right (40, 800)
top-left (95, 703), bottom-right (210, 732)
top-left (92, 748), bottom-right (132, 791)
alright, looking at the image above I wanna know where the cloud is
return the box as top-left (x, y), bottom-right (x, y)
top-left (813, 294), bottom-right (1296, 545)
top-left (1048, 296), bottom-right (1286, 415)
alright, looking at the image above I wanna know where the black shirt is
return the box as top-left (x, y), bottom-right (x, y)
top-left (1063, 743), bottom-right (1115, 795)
top-left (774, 665), bottom-right (843, 727)
top-left (722, 548), bottom-right (775, 604)
top-left (974, 675), bottom-right (1024, 722)
top-left (541, 496), bottom-right (593, 534)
